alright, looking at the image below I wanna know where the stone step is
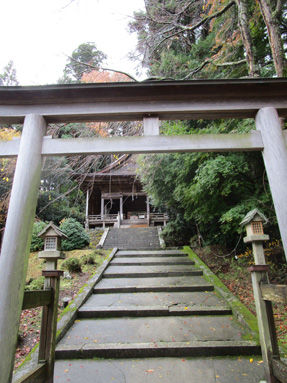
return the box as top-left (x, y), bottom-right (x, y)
top-left (94, 276), bottom-right (214, 293)
top-left (103, 265), bottom-right (202, 278)
top-left (94, 286), bottom-right (214, 293)
top-left (56, 340), bottom-right (260, 359)
top-left (78, 305), bottom-right (232, 318)
top-left (103, 228), bottom-right (161, 250)
top-left (56, 316), bottom-right (260, 359)
top-left (116, 250), bottom-right (186, 257)
top-left (54, 357), bottom-right (265, 383)
top-left (103, 271), bottom-right (202, 278)
top-left (111, 256), bottom-right (194, 265)
top-left (81, 291), bottom-right (226, 309)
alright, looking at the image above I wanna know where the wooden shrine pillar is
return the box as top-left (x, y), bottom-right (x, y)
top-left (256, 107), bottom-right (287, 262)
top-left (101, 197), bottom-right (104, 219)
top-left (85, 189), bottom-right (90, 229)
top-left (120, 196), bottom-right (123, 220)
top-left (0, 114), bottom-right (46, 383)
top-left (146, 196), bottom-right (150, 225)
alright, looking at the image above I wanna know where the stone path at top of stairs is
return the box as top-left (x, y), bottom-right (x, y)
top-left (102, 227), bottom-right (161, 250)
top-left (54, 249), bottom-right (264, 382)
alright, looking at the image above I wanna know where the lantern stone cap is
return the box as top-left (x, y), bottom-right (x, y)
top-left (37, 221), bottom-right (68, 239)
top-left (243, 234), bottom-right (270, 243)
top-left (240, 209), bottom-right (268, 227)
top-left (38, 250), bottom-right (65, 260)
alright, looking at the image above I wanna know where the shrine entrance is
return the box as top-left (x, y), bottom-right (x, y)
top-left (0, 79), bottom-right (287, 382)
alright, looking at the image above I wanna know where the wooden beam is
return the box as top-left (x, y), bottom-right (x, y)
top-left (0, 78), bottom-right (286, 123)
top-left (22, 290), bottom-right (53, 310)
top-left (39, 131), bottom-right (266, 155)
top-left (0, 131), bottom-right (266, 158)
top-left (0, 99), bottom-right (286, 124)
top-left (261, 284), bottom-right (287, 304)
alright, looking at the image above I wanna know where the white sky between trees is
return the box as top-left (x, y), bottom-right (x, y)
top-left (0, 0), bottom-right (145, 85)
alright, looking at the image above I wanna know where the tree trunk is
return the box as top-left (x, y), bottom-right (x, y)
top-left (236, 0), bottom-right (259, 76)
top-left (258, 0), bottom-right (286, 77)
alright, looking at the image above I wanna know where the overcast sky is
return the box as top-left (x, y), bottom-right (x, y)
top-left (0, 0), bottom-right (145, 85)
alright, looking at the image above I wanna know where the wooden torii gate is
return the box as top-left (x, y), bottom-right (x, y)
top-left (0, 78), bottom-right (287, 382)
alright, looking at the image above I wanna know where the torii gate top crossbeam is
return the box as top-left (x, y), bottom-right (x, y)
top-left (0, 78), bottom-right (286, 123)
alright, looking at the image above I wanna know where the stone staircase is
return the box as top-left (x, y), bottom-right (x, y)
top-left (54, 249), bottom-right (264, 382)
top-left (102, 227), bottom-right (161, 249)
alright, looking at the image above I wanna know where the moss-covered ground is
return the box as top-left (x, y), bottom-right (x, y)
top-left (187, 245), bottom-right (287, 357)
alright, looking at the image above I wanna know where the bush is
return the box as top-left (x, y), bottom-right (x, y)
top-left (81, 254), bottom-right (96, 265)
top-left (60, 218), bottom-right (89, 251)
top-left (61, 257), bottom-right (82, 273)
top-left (30, 221), bottom-right (47, 252)
top-left (25, 276), bottom-right (45, 291)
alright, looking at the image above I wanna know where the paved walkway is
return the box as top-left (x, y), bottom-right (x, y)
top-left (54, 249), bottom-right (265, 382)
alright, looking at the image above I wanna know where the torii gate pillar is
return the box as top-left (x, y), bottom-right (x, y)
top-left (256, 107), bottom-right (287, 262)
top-left (0, 114), bottom-right (46, 382)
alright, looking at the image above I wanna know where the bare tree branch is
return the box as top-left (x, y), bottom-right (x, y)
top-left (182, 60), bottom-right (211, 79)
top-left (182, 58), bottom-right (246, 79)
top-left (61, 0), bottom-right (76, 10)
top-left (275, 0), bottom-right (284, 18)
top-left (145, 1), bottom-right (195, 25)
top-left (148, 1), bottom-right (236, 56)
top-left (176, 1), bottom-right (236, 32)
top-left (38, 184), bottom-right (78, 214)
top-left (67, 56), bottom-right (138, 82)
top-left (214, 59), bottom-right (246, 67)
top-left (100, 67), bottom-right (137, 82)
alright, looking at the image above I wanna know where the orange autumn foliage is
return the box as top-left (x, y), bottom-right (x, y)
top-left (81, 70), bottom-right (130, 84)
top-left (81, 70), bottom-right (131, 137)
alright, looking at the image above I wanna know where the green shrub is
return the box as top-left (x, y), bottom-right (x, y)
top-left (81, 254), bottom-right (96, 265)
top-left (25, 276), bottom-right (45, 291)
top-left (61, 257), bottom-right (82, 273)
top-left (30, 221), bottom-right (47, 252)
top-left (60, 218), bottom-right (89, 251)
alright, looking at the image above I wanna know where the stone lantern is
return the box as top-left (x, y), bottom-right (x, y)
top-left (241, 209), bottom-right (275, 381)
top-left (38, 221), bottom-right (67, 270)
top-left (240, 208), bottom-right (269, 245)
